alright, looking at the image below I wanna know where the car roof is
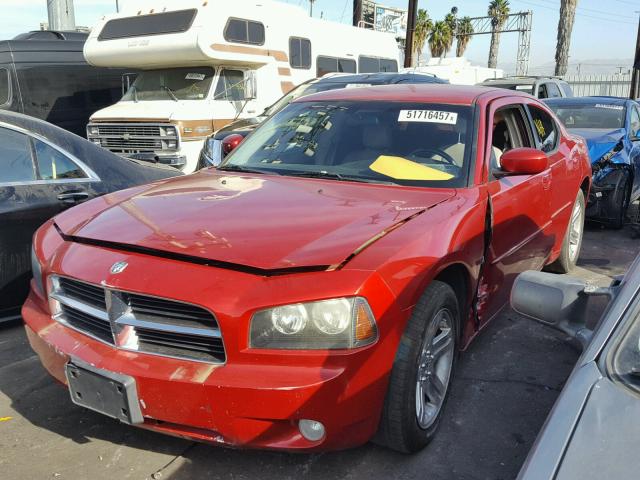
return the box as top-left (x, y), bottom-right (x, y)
top-left (315, 72), bottom-right (448, 85)
top-left (293, 83), bottom-right (518, 105)
top-left (544, 96), bottom-right (630, 106)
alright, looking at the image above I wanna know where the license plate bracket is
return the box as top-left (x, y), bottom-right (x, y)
top-left (65, 361), bottom-right (143, 424)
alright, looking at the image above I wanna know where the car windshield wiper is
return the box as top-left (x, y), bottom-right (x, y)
top-left (285, 170), bottom-right (399, 185)
top-left (217, 164), bottom-right (278, 175)
top-left (161, 85), bottom-right (179, 102)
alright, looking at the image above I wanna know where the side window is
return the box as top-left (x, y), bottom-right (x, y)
top-left (214, 69), bottom-right (245, 101)
top-left (316, 56), bottom-right (356, 77)
top-left (546, 82), bottom-right (562, 98)
top-left (529, 105), bottom-right (558, 153)
top-left (289, 37), bottom-right (311, 69)
top-left (380, 58), bottom-right (398, 72)
top-left (630, 106), bottom-right (640, 138)
top-left (34, 139), bottom-right (86, 180)
top-left (490, 106), bottom-right (533, 171)
top-left (0, 67), bottom-right (10, 106)
top-left (0, 127), bottom-right (36, 183)
top-left (537, 84), bottom-right (548, 99)
top-left (223, 18), bottom-right (265, 45)
top-left (560, 82), bottom-right (573, 97)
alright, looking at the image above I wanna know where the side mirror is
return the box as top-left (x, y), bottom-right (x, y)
top-left (221, 133), bottom-right (244, 157)
top-left (498, 148), bottom-right (548, 176)
top-left (511, 271), bottom-right (615, 349)
top-left (243, 71), bottom-right (257, 100)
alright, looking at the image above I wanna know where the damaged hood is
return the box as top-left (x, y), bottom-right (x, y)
top-left (54, 171), bottom-right (454, 273)
top-left (569, 128), bottom-right (626, 164)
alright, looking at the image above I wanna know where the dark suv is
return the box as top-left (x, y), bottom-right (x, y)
top-left (198, 72), bottom-right (448, 168)
top-left (478, 76), bottom-right (573, 99)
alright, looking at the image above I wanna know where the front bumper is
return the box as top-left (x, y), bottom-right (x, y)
top-left (23, 239), bottom-right (401, 451)
top-left (586, 166), bottom-right (629, 223)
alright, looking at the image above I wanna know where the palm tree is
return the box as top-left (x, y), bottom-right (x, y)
top-left (428, 21), bottom-right (452, 59)
top-left (456, 16), bottom-right (474, 57)
top-left (443, 13), bottom-right (457, 56)
top-left (554, 0), bottom-right (578, 76)
top-left (412, 9), bottom-right (433, 66)
top-left (487, 0), bottom-right (510, 68)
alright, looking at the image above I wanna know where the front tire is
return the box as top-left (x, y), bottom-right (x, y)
top-left (608, 175), bottom-right (630, 229)
top-left (376, 281), bottom-right (459, 453)
top-left (547, 189), bottom-right (585, 274)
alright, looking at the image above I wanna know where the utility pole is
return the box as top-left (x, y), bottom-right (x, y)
top-left (353, 0), bottom-right (362, 27)
top-left (309, 0), bottom-right (315, 17)
top-left (47, 0), bottom-right (76, 31)
top-left (404, 0), bottom-right (417, 68)
top-left (631, 12), bottom-right (640, 99)
top-left (116, 0), bottom-right (119, 13)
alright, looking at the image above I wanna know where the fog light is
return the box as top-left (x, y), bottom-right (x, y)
top-left (298, 419), bottom-right (325, 442)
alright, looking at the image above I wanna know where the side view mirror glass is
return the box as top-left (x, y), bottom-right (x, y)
top-left (498, 147), bottom-right (548, 176)
top-left (511, 271), bottom-right (615, 349)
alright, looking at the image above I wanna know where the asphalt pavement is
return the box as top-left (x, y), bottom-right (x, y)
top-left (1, 225), bottom-right (638, 480)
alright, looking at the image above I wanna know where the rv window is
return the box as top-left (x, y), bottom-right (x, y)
top-left (316, 56), bottom-right (356, 77)
top-left (122, 67), bottom-right (214, 101)
top-left (34, 140), bottom-right (87, 180)
top-left (98, 9), bottom-right (197, 41)
top-left (358, 56), bottom-right (399, 73)
top-left (224, 18), bottom-right (265, 45)
top-left (289, 37), bottom-right (311, 69)
top-left (0, 127), bottom-right (36, 183)
top-left (215, 69), bottom-right (246, 101)
top-left (0, 68), bottom-right (9, 105)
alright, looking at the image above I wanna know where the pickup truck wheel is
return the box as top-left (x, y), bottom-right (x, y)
top-left (547, 190), bottom-right (585, 274)
top-left (376, 281), bottom-right (459, 453)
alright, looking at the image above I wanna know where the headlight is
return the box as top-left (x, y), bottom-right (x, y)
top-left (160, 126), bottom-right (178, 137)
top-left (30, 245), bottom-right (44, 296)
top-left (87, 125), bottom-right (99, 136)
top-left (249, 297), bottom-right (378, 350)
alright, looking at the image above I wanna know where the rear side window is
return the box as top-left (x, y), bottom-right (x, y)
top-left (358, 56), bottom-right (398, 73)
top-left (0, 127), bottom-right (35, 183)
top-left (289, 37), bottom-right (311, 69)
top-left (546, 82), bottom-right (562, 98)
top-left (224, 18), bottom-right (265, 45)
top-left (560, 82), bottom-right (573, 97)
top-left (316, 56), bottom-right (356, 77)
top-left (529, 106), bottom-right (558, 153)
top-left (34, 140), bottom-right (87, 180)
top-left (0, 68), bottom-right (9, 105)
top-left (99, 9), bottom-right (197, 40)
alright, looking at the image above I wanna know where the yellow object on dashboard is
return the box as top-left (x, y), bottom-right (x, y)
top-left (369, 155), bottom-right (454, 181)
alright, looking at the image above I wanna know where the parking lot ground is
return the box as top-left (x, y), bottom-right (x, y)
top-left (1, 225), bottom-right (638, 480)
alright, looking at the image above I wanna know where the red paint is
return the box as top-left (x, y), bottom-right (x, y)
top-left (222, 133), bottom-right (244, 156)
top-left (500, 148), bottom-right (549, 175)
top-left (23, 86), bottom-right (591, 451)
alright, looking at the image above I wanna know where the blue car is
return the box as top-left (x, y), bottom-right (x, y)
top-left (546, 97), bottom-right (640, 228)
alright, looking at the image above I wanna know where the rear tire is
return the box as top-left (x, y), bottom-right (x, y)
top-left (547, 190), bottom-right (585, 274)
top-left (376, 281), bottom-right (459, 453)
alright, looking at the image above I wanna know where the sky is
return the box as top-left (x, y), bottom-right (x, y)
top-left (1, 0), bottom-right (637, 74)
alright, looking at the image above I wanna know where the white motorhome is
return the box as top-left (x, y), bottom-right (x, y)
top-left (84, 0), bottom-right (400, 172)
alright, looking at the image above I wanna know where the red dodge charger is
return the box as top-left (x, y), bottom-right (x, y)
top-left (24, 85), bottom-right (591, 453)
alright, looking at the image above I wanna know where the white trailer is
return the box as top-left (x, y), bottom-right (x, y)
top-left (404, 57), bottom-right (503, 86)
top-left (84, 0), bottom-right (400, 172)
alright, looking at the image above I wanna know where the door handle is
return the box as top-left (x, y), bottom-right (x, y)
top-left (57, 191), bottom-right (89, 204)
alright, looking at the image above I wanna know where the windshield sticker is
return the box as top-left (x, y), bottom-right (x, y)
top-left (185, 73), bottom-right (206, 81)
top-left (345, 83), bottom-right (372, 89)
top-left (398, 110), bottom-right (458, 124)
top-left (369, 155), bottom-right (454, 181)
top-left (595, 104), bottom-right (624, 110)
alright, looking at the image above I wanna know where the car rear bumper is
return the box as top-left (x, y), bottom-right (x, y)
top-left (22, 290), bottom-right (389, 451)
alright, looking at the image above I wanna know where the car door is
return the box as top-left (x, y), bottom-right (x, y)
top-left (0, 125), bottom-right (100, 316)
top-left (628, 104), bottom-right (640, 199)
top-left (476, 98), bottom-right (553, 325)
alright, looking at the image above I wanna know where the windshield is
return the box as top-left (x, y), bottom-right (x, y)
top-left (122, 67), bottom-right (214, 101)
top-left (549, 103), bottom-right (626, 129)
top-left (263, 81), bottom-right (373, 117)
top-left (222, 101), bottom-right (473, 188)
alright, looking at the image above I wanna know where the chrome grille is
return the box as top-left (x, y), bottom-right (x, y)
top-left (50, 276), bottom-right (225, 363)
top-left (87, 122), bottom-right (179, 154)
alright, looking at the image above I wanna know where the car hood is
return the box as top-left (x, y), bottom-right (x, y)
top-left (54, 172), bottom-right (455, 273)
top-left (569, 128), bottom-right (626, 164)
